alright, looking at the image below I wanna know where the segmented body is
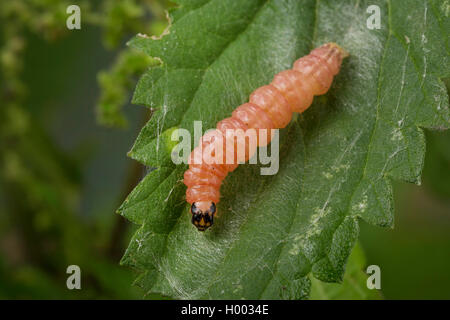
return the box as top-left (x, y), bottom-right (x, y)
top-left (183, 43), bottom-right (348, 231)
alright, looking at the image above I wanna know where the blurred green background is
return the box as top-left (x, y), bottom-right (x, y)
top-left (0, 0), bottom-right (449, 299)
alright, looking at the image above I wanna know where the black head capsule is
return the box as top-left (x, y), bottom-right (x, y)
top-left (191, 202), bottom-right (216, 231)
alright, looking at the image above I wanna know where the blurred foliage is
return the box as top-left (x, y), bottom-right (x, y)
top-left (0, 0), bottom-right (172, 130)
top-left (97, 0), bottom-right (172, 128)
top-left (97, 50), bottom-right (159, 128)
top-left (0, 0), bottom-right (171, 298)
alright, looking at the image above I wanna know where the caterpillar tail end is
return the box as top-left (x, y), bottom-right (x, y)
top-left (327, 42), bottom-right (350, 59)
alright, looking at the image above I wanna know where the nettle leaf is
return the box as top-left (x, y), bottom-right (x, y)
top-left (119, 0), bottom-right (449, 299)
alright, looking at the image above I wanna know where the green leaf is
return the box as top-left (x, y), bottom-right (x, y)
top-left (120, 0), bottom-right (450, 299)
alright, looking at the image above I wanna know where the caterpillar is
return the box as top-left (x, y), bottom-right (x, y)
top-left (183, 43), bottom-right (349, 231)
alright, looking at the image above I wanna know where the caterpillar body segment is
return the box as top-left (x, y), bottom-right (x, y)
top-left (183, 43), bottom-right (348, 231)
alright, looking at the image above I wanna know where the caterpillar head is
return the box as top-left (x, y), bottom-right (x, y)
top-left (191, 201), bottom-right (216, 231)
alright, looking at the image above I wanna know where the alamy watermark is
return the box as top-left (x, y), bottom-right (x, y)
top-left (366, 5), bottom-right (381, 30)
top-left (66, 5), bottom-right (81, 30)
top-left (66, 265), bottom-right (81, 290)
top-left (366, 264), bottom-right (381, 290)
top-left (170, 121), bottom-right (280, 175)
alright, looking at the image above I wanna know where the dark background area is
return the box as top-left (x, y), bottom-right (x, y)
top-left (0, 1), bottom-right (449, 299)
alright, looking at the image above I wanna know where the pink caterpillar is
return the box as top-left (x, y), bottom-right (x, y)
top-left (183, 43), bottom-right (349, 231)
